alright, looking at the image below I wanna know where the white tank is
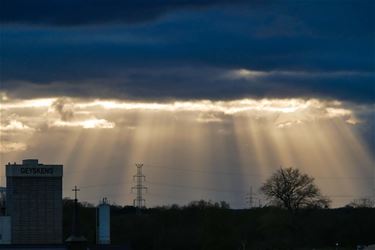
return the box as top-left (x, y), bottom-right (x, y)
top-left (97, 198), bottom-right (110, 244)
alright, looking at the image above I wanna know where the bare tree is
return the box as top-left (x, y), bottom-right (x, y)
top-left (260, 167), bottom-right (330, 212)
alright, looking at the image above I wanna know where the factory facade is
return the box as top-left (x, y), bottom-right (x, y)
top-left (4, 159), bottom-right (63, 244)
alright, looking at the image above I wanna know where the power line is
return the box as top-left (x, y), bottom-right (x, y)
top-left (63, 178), bottom-right (373, 201)
top-left (147, 180), bottom-right (246, 194)
top-left (61, 176), bottom-right (373, 199)
top-left (143, 163), bottom-right (375, 181)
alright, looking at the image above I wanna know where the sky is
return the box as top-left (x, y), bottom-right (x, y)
top-left (0, 0), bottom-right (374, 208)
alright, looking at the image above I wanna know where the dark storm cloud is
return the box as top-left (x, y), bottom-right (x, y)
top-left (0, 0), bottom-right (374, 103)
top-left (0, 0), bottom-right (245, 26)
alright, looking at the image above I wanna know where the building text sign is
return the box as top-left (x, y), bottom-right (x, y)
top-left (6, 165), bottom-right (63, 177)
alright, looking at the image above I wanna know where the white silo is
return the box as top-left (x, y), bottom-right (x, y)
top-left (96, 198), bottom-right (110, 244)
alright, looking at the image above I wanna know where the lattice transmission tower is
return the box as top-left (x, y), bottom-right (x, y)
top-left (131, 163), bottom-right (148, 211)
top-left (246, 186), bottom-right (254, 208)
top-left (246, 185), bottom-right (262, 208)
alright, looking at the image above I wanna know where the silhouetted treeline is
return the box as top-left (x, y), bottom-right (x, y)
top-left (63, 199), bottom-right (375, 250)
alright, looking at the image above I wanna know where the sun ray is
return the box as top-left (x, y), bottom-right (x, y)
top-left (1, 95), bottom-right (373, 207)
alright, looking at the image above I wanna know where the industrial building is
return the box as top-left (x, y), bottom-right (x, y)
top-left (4, 159), bottom-right (63, 244)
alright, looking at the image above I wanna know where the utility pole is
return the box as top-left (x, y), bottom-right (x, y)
top-left (72, 185), bottom-right (80, 236)
top-left (66, 185), bottom-right (87, 245)
top-left (131, 163), bottom-right (147, 214)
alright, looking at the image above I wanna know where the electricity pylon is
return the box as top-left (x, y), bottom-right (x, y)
top-left (131, 163), bottom-right (148, 213)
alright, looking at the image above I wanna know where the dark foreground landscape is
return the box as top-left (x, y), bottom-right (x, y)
top-left (63, 199), bottom-right (375, 250)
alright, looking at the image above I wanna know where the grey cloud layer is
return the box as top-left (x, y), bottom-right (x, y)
top-left (0, 0), bottom-right (374, 103)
